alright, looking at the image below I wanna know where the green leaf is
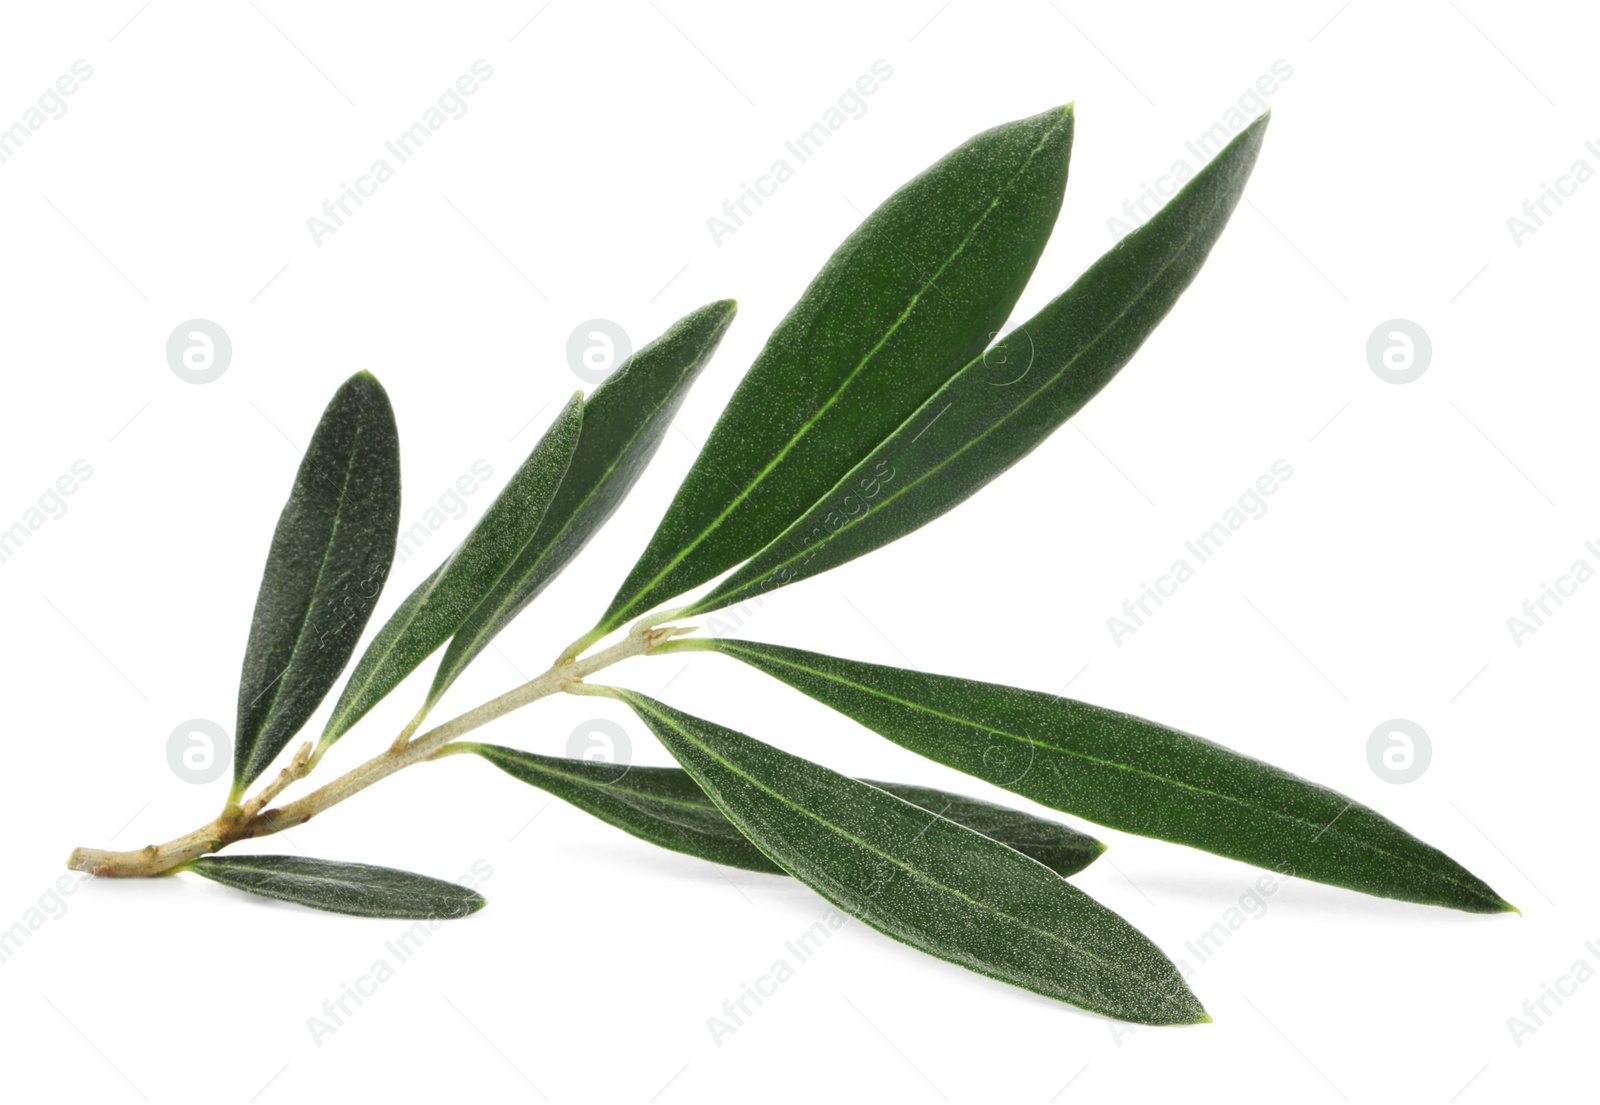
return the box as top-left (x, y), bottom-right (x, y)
top-left (432, 300), bottom-right (738, 698)
top-left (602, 688), bottom-right (1206, 1024)
top-left (690, 114), bottom-right (1270, 614)
top-left (677, 638), bottom-right (1517, 915)
top-left (187, 855), bottom-right (485, 919)
top-left (595, 108), bottom-right (1075, 633)
top-left (318, 393), bottom-right (584, 747)
top-left (463, 743), bottom-right (1105, 878)
top-left (234, 372), bottom-right (401, 797)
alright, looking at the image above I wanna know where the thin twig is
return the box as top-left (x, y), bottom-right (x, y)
top-left (67, 624), bottom-right (691, 877)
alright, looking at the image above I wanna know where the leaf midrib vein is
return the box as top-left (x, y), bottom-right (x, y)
top-left (483, 750), bottom-right (722, 815)
top-left (707, 154), bottom-right (1248, 607)
top-left (442, 365), bottom-right (698, 691)
top-left (720, 644), bottom-right (1492, 902)
top-left (620, 690), bottom-right (1185, 1006)
top-left (613, 112), bottom-right (1072, 623)
top-left (246, 410), bottom-right (369, 776)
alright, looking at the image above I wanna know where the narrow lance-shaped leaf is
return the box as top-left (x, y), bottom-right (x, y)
top-left (187, 855), bottom-right (485, 919)
top-left (433, 300), bottom-right (737, 695)
top-left (462, 742), bottom-right (1105, 878)
top-left (601, 688), bottom-right (1207, 1025)
top-left (318, 393), bottom-right (583, 747)
top-left (234, 372), bottom-right (401, 797)
top-left (674, 637), bottom-right (1517, 915)
top-left (594, 107), bottom-right (1075, 634)
top-left (689, 114), bottom-right (1270, 615)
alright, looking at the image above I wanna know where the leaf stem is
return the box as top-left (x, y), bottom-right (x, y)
top-left (390, 702), bottom-right (433, 753)
top-left (66, 623), bottom-right (693, 878)
top-left (239, 741), bottom-right (314, 819)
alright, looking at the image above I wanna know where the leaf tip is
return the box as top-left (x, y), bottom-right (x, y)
top-left (1033, 102), bottom-right (1074, 144)
top-left (693, 298), bottom-right (739, 344)
top-left (345, 369), bottom-right (388, 397)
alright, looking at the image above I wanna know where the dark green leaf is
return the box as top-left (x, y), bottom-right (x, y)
top-left (187, 855), bottom-right (485, 919)
top-left (595, 108), bottom-right (1075, 633)
top-left (690, 114), bottom-right (1270, 614)
top-left (234, 372), bottom-right (401, 797)
top-left (464, 742), bottom-right (1104, 877)
top-left (434, 300), bottom-right (737, 694)
top-left (678, 637), bottom-right (1517, 915)
top-left (319, 393), bottom-right (583, 746)
top-left (603, 688), bottom-right (1206, 1024)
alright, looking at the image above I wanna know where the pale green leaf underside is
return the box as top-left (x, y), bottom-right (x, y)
top-left (319, 393), bottom-right (583, 746)
top-left (466, 742), bottom-right (1104, 878)
top-left (607, 688), bottom-right (1206, 1024)
top-left (436, 300), bottom-right (737, 694)
top-left (188, 855), bottom-right (485, 919)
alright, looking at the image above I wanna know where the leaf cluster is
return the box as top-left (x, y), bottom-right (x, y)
top-left (108, 105), bottom-right (1510, 1026)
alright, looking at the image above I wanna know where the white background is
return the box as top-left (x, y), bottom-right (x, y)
top-left (0, 2), bottom-right (1593, 1102)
